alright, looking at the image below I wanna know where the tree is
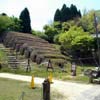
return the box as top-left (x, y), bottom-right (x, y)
top-left (1, 13), bottom-right (7, 16)
top-left (0, 14), bottom-right (22, 36)
top-left (9, 16), bottom-right (21, 31)
top-left (80, 10), bottom-right (95, 34)
top-left (43, 24), bottom-right (58, 43)
top-left (71, 35), bottom-right (94, 58)
top-left (61, 20), bottom-right (81, 32)
top-left (19, 8), bottom-right (32, 33)
top-left (0, 15), bottom-right (12, 35)
top-left (58, 26), bottom-right (93, 58)
top-left (78, 10), bottom-right (82, 17)
top-left (54, 9), bottom-right (61, 22)
top-left (54, 4), bottom-right (81, 23)
top-left (61, 4), bottom-right (70, 22)
top-left (59, 26), bottom-right (86, 48)
top-left (70, 4), bottom-right (81, 19)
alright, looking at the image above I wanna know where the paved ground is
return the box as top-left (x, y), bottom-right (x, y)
top-left (0, 73), bottom-right (100, 100)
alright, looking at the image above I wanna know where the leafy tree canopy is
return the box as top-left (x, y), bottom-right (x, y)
top-left (58, 26), bottom-right (94, 58)
top-left (0, 15), bottom-right (12, 34)
top-left (59, 26), bottom-right (88, 46)
top-left (9, 16), bottom-right (21, 31)
top-left (80, 10), bottom-right (95, 34)
top-left (0, 14), bottom-right (22, 36)
top-left (43, 24), bottom-right (58, 43)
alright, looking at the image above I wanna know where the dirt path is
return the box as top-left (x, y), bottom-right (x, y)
top-left (0, 72), bottom-right (99, 100)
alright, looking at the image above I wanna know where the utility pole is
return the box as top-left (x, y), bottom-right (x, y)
top-left (94, 13), bottom-right (100, 68)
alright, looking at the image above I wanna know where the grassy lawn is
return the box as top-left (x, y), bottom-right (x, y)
top-left (0, 78), bottom-right (64, 100)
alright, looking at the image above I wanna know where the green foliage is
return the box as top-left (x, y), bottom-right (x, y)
top-left (58, 26), bottom-right (94, 58)
top-left (0, 15), bottom-right (12, 34)
top-left (59, 26), bottom-right (88, 46)
top-left (44, 20), bottom-right (81, 43)
top-left (32, 30), bottom-right (48, 39)
top-left (62, 22), bottom-right (70, 31)
top-left (53, 21), bottom-right (62, 31)
top-left (61, 4), bottom-right (70, 22)
top-left (19, 8), bottom-right (32, 33)
top-left (0, 14), bottom-right (22, 36)
top-left (70, 4), bottom-right (81, 18)
top-left (54, 34), bottom-right (61, 44)
top-left (80, 10), bottom-right (95, 34)
top-left (54, 19), bottom-right (81, 35)
top-left (54, 4), bottom-right (81, 22)
top-left (54, 9), bottom-right (61, 22)
top-left (71, 35), bottom-right (94, 57)
top-left (43, 24), bottom-right (58, 43)
top-left (9, 16), bottom-right (21, 31)
top-left (45, 3), bottom-right (82, 43)
top-left (51, 20), bottom-right (82, 44)
top-left (72, 35), bottom-right (94, 50)
top-left (44, 9), bottom-right (98, 64)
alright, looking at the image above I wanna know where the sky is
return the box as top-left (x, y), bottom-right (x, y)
top-left (0, 0), bottom-right (100, 31)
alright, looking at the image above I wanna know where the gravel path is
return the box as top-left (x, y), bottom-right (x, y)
top-left (73, 85), bottom-right (100, 100)
top-left (0, 73), bottom-right (100, 100)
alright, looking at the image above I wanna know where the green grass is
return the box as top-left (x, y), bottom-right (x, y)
top-left (0, 49), bottom-right (8, 62)
top-left (52, 44), bottom-right (61, 50)
top-left (0, 78), bottom-right (41, 100)
top-left (0, 78), bottom-right (65, 100)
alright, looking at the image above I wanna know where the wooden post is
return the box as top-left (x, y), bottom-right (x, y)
top-left (26, 58), bottom-right (31, 72)
top-left (26, 51), bottom-right (31, 72)
top-left (43, 79), bottom-right (50, 100)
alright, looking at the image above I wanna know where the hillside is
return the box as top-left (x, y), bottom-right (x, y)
top-left (3, 31), bottom-right (67, 65)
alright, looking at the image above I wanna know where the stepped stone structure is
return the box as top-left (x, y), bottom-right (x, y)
top-left (3, 31), bottom-right (67, 65)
